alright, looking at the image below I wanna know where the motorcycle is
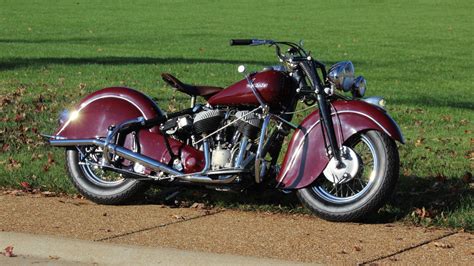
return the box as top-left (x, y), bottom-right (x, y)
top-left (45, 39), bottom-right (404, 222)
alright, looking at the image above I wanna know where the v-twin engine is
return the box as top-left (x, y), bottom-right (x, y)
top-left (191, 108), bottom-right (262, 170)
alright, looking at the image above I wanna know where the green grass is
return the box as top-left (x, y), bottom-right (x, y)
top-left (0, 0), bottom-right (472, 229)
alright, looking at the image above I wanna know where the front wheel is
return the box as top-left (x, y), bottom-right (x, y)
top-left (296, 130), bottom-right (399, 222)
top-left (66, 147), bottom-right (149, 205)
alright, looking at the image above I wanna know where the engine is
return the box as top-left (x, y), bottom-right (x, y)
top-left (159, 107), bottom-right (263, 171)
top-left (192, 109), bottom-right (262, 170)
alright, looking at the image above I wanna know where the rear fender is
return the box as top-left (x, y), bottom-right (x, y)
top-left (53, 87), bottom-right (205, 173)
top-left (277, 99), bottom-right (404, 189)
top-left (54, 87), bottom-right (163, 138)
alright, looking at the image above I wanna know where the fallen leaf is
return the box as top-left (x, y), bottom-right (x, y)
top-left (20, 181), bottom-right (32, 191)
top-left (415, 138), bottom-right (425, 147)
top-left (1, 143), bottom-right (9, 152)
top-left (14, 113), bottom-right (25, 122)
top-left (462, 172), bottom-right (472, 183)
top-left (190, 202), bottom-right (206, 209)
top-left (79, 83), bottom-right (87, 90)
top-left (433, 242), bottom-right (453, 248)
top-left (441, 115), bottom-right (452, 122)
top-left (413, 207), bottom-right (431, 218)
top-left (41, 191), bottom-right (56, 197)
top-left (172, 214), bottom-right (186, 220)
top-left (4, 189), bottom-right (24, 196)
top-left (7, 157), bottom-right (21, 170)
top-left (2, 246), bottom-right (15, 257)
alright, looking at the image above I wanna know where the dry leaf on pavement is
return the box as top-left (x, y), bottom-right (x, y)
top-left (1, 246), bottom-right (15, 257)
top-left (433, 242), bottom-right (453, 249)
top-left (190, 202), bottom-right (206, 209)
top-left (172, 214), bottom-right (186, 220)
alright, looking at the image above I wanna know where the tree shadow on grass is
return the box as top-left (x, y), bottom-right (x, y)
top-left (0, 57), bottom-right (273, 71)
top-left (391, 97), bottom-right (474, 111)
top-left (141, 175), bottom-right (473, 227)
top-left (365, 175), bottom-right (473, 225)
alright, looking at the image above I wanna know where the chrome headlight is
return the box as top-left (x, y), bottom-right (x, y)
top-left (328, 61), bottom-right (354, 92)
top-left (352, 76), bottom-right (366, 98)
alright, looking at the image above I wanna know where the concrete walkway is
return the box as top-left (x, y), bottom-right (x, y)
top-left (0, 194), bottom-right (472, 264)
top-left (0, 231), bottom-right (304, 265)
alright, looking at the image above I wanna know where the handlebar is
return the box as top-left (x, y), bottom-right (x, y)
top-left (230, 39), bottom-right (253, 46)
top-left (229, 38), bottom-right (325, 78)
top-left (230, 39), bottom-right (274, 46)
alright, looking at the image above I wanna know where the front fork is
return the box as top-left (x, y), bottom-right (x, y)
top-left (298, 62), bottom-right (343, 165)
top-left (317, 93), bottom-right (343, 164)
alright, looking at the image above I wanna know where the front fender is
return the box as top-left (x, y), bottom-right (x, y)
top-left (54, 87), bottom-right (163, 138)
top-left (277, 99), bottom-right (404, 189)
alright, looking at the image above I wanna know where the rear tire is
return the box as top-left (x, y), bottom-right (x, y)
top-left (296, 130), bottom-right (399, 222)
top-left (66, 148), bottom-right (149, 205)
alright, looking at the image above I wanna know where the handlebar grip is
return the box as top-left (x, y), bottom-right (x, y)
top-left (230, 39), bottom-right (253, 46)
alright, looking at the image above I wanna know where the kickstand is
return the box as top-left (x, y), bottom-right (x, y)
top-left (163, 187), bottom-right (183, 204)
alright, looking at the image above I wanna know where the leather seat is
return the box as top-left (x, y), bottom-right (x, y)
top-left (161, 73), bottom-right (223, 99)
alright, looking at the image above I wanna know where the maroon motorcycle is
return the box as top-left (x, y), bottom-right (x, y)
top-left (46, 39), bottom-right (404, 221)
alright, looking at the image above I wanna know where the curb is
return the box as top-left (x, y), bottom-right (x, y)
top-left (0, 231), bottom-right (314, 265)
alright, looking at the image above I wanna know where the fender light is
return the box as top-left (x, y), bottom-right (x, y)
top-left (58, 109), bottom-right (80, 125)
top-left (362, 97), bottom-right (386, 110)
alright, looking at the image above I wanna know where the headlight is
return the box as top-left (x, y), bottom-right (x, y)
top-left (328, 61), bottom-right (354, 92)
top-left (352, 76), bottom-right (366, 98)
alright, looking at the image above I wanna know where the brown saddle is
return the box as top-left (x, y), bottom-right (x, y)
top-left (161, 73), bottom-right (223, 99)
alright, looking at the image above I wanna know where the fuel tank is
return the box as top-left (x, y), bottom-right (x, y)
top-left (207, 70), bottom-right (289, 108)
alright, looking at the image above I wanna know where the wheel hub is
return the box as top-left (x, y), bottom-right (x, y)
top-left (323, 146), bottom-right (361, 184)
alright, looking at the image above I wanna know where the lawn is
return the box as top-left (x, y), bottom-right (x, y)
top-left (0, 0), bottom-right (472, 229)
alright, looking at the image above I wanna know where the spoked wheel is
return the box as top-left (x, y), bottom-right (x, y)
top-left (297, 130), bottom-right (399, 222)
top-left (66, 146), bottom-right (149, 205)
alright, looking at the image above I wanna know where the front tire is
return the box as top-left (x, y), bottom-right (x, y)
top-left (296, 130), bottom-right (399, 222)
top-left (66, 148), bottom-right (149, 205)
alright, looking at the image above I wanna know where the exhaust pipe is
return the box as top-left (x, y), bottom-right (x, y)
top-left (48, 138), bottom-right (237, 184)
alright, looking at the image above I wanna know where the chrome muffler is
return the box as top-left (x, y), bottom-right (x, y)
top-left (48, 138), bottom-right (237, 184)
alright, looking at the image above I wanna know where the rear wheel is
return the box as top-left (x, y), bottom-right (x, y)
top-left (66, 147), bottom-right (149, 205)
top-left (296, 130), bottom-right (399, 222)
